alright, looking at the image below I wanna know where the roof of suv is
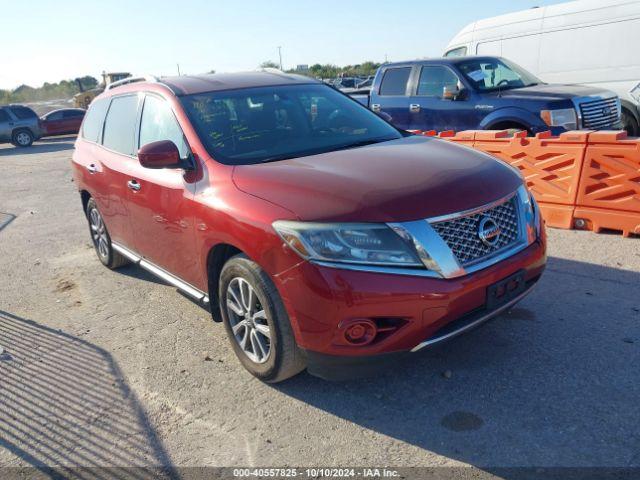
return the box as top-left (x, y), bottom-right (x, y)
top-left (154, 71), bottom-right (318, 96)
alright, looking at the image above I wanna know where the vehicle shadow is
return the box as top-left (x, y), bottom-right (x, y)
top-left (0, 137), bottom-right (75, 157)
top-left (0, 310), bottom-right (178, 478)
top-left (274, 256), bottom-right (640, 473)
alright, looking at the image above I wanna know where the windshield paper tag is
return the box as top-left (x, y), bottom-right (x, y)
top-left (467, 70), bottom-right (486, 82)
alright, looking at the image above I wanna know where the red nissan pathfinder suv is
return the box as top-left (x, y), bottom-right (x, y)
top-left (72, 71), bottom-right (546, 382)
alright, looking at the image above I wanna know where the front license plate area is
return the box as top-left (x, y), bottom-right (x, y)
top-left (486, 270), bottom-right (526, 310)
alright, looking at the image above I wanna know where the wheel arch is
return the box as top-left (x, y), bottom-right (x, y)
top-left (80, 190), bottom-right (92, 214)
top-left (206, 243), bottom-right (244, 321)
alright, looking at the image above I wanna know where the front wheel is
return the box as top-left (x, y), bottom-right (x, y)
top-left (621, 109), bottom-right (639, 137)
top-left (219, 254), bottom-right (306, 382)
top-left (12, 129), bottom-right (34, 147)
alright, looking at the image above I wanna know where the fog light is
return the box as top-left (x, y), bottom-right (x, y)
top-left (344, 319), bottom-right (377, 345)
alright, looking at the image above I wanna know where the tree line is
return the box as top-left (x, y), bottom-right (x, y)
top-left (0, 76), bottom-right (98, 104)
top-left (260, 61), bottom-right (383, 79)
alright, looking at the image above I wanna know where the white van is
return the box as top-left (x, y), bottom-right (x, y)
top-left (444, 0), bottom-right (640, 135)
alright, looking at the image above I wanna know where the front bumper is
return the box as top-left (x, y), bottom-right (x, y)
top-left (274, 233), bottom-right (546, 379)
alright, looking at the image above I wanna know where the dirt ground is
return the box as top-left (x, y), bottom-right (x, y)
top-left (0, 137), bottom-right (638, 476)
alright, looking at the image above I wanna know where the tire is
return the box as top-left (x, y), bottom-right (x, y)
top-left (85, 198), bottom-right (129, 269)
top-left (488, 123), bottom-right (530, 137)
top-left (219, 254), bottom-right (306, 382)
top-left (12, 129), bottom-right (34, 147)
top-left (621, 109), bottom-right (639, 137)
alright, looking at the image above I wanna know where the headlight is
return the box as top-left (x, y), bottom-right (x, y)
top-left (517, 185), bottom-right (541, 243)
top-left (273, 221), bottom-right (423, 267)
top-left (630, 82), bottom-right (640, 104)
top-left (540, 108), bottom-right (577, 130)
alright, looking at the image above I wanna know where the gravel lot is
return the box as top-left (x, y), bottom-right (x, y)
top-left (0, 138), bottom-right (638, 476)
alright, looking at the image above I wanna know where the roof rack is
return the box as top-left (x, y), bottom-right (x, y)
top-left (106, 75), bottom-right (159, 90)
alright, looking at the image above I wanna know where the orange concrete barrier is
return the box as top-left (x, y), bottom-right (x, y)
top-left (472, 130), bottom-right (590, 229)
top-left (574, 131), bottom-right (640, 237)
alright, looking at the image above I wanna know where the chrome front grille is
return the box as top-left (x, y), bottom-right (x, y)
top-left (431, 197), bottom-right (520, 266)
top-left (579, 97), bottom-right (620, 129)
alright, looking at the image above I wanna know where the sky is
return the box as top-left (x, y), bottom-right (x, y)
top-left (1, 0), bottom-right (561, 90)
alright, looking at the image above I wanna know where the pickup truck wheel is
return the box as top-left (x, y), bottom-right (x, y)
top-left (12, 129), bottom-right (34, 147)
top-left (86, 198), bottom-right (129, 269)
top-left (219, 254), bottom-right (306, 383)
top-left (621, 109), bottom-right (639, 136)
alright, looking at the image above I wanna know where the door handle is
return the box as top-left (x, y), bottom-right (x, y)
top-left (87, 164), bottom-right (97, 174)
top-left (127, 179), bottom-right (141, 191)
top-left (371, 103), bottom-right (381, 112)
top-left (409, 103), bottom-right (421, 113)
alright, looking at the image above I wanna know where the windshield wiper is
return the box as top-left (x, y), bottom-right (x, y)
top-left (339, 136), bottom-right (398, 150)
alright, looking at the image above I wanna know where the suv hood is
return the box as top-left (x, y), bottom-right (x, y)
top-left (232, 136), bottom-right (522, 223)
top-left (490, 83), bottom-right (613, 102)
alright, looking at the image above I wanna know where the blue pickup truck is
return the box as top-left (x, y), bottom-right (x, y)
top-left (352, 56), bottom-right (622, 135)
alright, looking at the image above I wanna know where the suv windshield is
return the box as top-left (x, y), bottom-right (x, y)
top-left (180, 84), bottom-right (402, 165)
top-left (457, 58), bottom-right (541, 92)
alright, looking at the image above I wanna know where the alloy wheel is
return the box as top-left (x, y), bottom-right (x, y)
top-left (15, 132), bottom-right (31, 146)
top-left (226, 277), bottom-right (271, 364)
top-left (89, 207), bottom-right (109, 260)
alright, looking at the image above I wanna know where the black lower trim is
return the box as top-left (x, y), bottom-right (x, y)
top-left (303, 349), bottom-right (408, 381)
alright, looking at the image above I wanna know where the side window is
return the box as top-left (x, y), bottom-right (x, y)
top-left (379, 67), bottom-right (411, 96)
top-left (102, 95), bottom-right (139, 155)
top-left (139, 95), bottom-right (189, 157)
top-left (47, 111), bottom-right (64, 121)
top-left (445, 46), bottom-right (467, 57)
top-left (9, 106), bottom-right (37, 120)
top-left (63, 110), bottom-right (84, 119)
top-left (0, 109), bottom-right (10, 122)
top-left (81, 98), bottom-right (110, 143)
top-left (417, 66), bottom-right (460, 97)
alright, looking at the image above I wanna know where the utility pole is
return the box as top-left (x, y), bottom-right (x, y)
top-left (277, 46), bottom-right (283, 70)
top-left (177, 63), bottom-right (181, 76)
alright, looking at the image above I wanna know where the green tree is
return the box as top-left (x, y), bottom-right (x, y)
top-left (259, 60), bottom-right (280, 69)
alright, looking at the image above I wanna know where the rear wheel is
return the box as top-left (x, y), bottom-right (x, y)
top-left (621, 109), bottom-right (639, 137)
top-left (219, 254), bottom-right (306, 382)
top-left (86, 198), bottom-right (129, 269)
top-left (12, 129), bottom-right (34, 147)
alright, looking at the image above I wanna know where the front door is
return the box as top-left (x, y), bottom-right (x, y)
top-left (408, 65), bottom-right (474, 132)
top-left (127, 93), bottom-right (200, 286)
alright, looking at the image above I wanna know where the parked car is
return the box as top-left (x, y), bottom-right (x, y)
top-left (72, 71), bottom-right (546, 382)
top-left (0, 104), bottom-right (43, 147)
top-left (353, 56), bottom-right (622, 135)
top-left (444, 0), bottom-right (640, 135)
top-left (40, 108), bottom-right (85, 137)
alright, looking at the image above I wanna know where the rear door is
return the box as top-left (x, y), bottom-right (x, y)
top-left (93, 94), bottom-right (142, 249)
top-left (44, 111), bottom-right (64, 135)
top-left (62, 110), bottom-right (84, 134)
top-left (408, 65), bottom-right (475, 131)
top-left (127, 93), bottom-right (200, 286)
top-left (371, 66), bottom-right (413, 130)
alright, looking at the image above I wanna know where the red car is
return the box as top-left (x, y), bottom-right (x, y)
top-left (72, 72), bottom-right (546, 382)
top-left (41, 108), bottom-right (85, 136)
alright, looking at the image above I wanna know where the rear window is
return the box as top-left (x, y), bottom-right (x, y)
top-left (9, 106), bottom-right (37, 119)
top-left (102, 95), bottom-right (139, 155)
top-left (379, 67), bottom-right (411, 96)
top-left (81, 98), bottom-right (110, 143)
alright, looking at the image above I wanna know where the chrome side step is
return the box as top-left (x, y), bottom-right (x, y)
top-left (112, 242), bottom-right (210, 304)
top-left (411, 282), bottom-right (537, 352)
